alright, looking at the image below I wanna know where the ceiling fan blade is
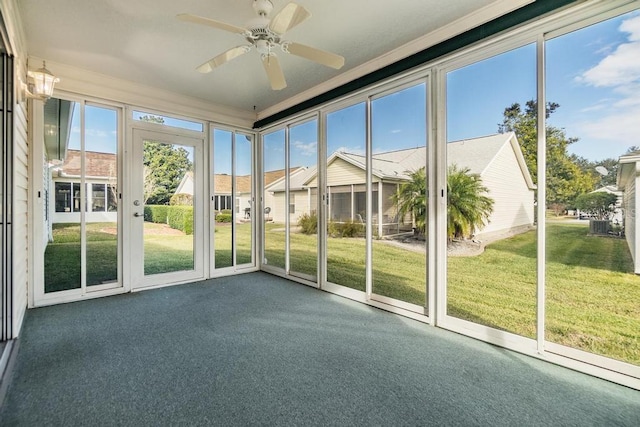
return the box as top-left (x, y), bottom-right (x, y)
top-left (197, 46), bottom-right (252, 73)
top-left (262, 55), bottom-right (287, 90)
top-left (284, 42), bottom-right (345, 69)
top-left (177, 13), bottom-right (247, 35)
top-left (269, 3), bottom-right (311, 35)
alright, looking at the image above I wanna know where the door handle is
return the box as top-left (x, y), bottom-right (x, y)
top-left (134, 212), bottom-right (143, 217)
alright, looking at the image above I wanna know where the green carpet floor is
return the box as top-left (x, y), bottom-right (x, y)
top-left (1, 272), bottom-right (638, 426)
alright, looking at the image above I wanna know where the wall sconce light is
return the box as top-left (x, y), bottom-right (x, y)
top-left (24, 61), bottom-right (60, 100)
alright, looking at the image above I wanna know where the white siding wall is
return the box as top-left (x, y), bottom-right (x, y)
top-left (477, 142), bottom-right (535, 237)
top-left (13, 94), bottom-right (28, 336)
top-left (623, 173), bottom-right (638, 273)
top-left (3, 0), bottom-right (29, 336)
top-left (324, 158), bottom-right (366, 187)
top-left (269, 190), bottom-right (311, 224)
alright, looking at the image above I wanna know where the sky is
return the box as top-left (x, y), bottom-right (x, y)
top-left (68, 8), bottom-right (640, 173)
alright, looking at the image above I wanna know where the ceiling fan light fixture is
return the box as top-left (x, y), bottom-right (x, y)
top-left (255, 39), bottom-right (272, 55)
top-left (252, 0), bottom-right (273, 17)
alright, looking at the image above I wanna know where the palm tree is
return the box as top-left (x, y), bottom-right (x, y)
top-left (447, 164), bottom-right (494, 240)
top-left (393, 165), bottom-right (494, 238)
top-left (393, 168), bottom-right (427, 235)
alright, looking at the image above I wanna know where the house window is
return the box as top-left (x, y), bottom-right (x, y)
top-left (72, 183), bottom-right (86, 212)
top-left (289, 203), bottom-right (295, 214)
top-left (107, 185), bottom-right (118, 211)
top-left (92, 183), bottom-right (106, 212)
top-left (55, 182), bottom-right (71, 212)
top-left (235, 197), bottom-right (240, 213)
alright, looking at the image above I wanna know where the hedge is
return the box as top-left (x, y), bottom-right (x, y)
top-left (215, 213), bottom-right (232, 223)
top-left (167, 206), bottom-right (194, 235)
top-left (144, 204), bottom-right (193, 235)
top-left (144, 205), bottom-right (169, 224)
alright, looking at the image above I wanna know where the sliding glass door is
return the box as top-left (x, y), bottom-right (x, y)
top-left (370, 82), bottom-right (428, 313)
top-left (443, 43), bottom-right (538, 342)
top-left (211, 127), bottom-right (255, 273)
top-left (41, 100), bottom-right (122, 297)
top-left (261, 117), bottom-right (318, 283)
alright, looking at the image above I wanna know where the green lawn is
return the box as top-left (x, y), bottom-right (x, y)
top-left (45, 220), bottom-right (640, 365)
top-left (45, 223), bottom-right (119, 292)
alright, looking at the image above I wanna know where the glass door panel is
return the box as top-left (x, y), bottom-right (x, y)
top-left (445, 44), bottom-right (537, 338)
top-left (235, 133), bottom-right (254, 266)
top-left (44, 100), bottom-right (120, 294)
top-left (545, 12), bottom-right (640, 367)
top-left (131, 128), bottom-right (203, 288)
top-left (213, 129), bottom-right (233, 269)
top-left (45, 100), bottom-right (81, 293)
top-left (263, 130), bottom-right (286, 270)
top-left (288, 119), bottom-right (318, 281)
top-left (371, 83), bottom-right (427, 311)
top-left (143, 140), bottom-right (195, 275)
top-left (326, 103), bottom-right (366, 292)
top-left (85, 105), bottom-right (119, 287)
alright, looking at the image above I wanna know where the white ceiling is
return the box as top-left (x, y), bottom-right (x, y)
top-left (18, 0), bottom-right (526, 118)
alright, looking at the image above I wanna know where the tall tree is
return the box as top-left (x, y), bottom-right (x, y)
top-left (499, 100), bottom-right (597, 208)
top-left (139, 115), bottom-right (193, 205)
top-left (143, 142), bottom-right (192, 205)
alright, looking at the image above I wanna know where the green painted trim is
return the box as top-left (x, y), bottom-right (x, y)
top-left (254, 0), bottom-right (578, 129)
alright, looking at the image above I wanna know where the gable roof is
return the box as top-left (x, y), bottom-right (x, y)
top-left (271, 132), bottom-right (535, 192)
top-left (57, 150), bottom-right (116, 178)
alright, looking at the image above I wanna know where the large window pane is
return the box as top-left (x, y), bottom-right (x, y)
top-left (86, 105), bottom-right (118, 286)
top-left (289, 119), bottom-right (318, 280)
top-left (326, 103), bottom-right (366, 291)
top-left (263, 130), bottom-right (286, 270)
top-left (236, 133), bottom-right (253, 265)
top-left (143, 141), bottom-right (194, 275)
top-left (371, 83), bottom-right (427, 310)
top-left (446, 44), bottom-right (537, 337)
top-left (213, 129), bottom-right (233, 269)
top-left (545, 11), bottom-right (640, 366)
top-left (45, 100), bottom-right (81, 292)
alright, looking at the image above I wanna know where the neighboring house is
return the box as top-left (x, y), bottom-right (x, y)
top-left (265, 132), bottom-right (536, 238)
top-left (617, 152), bottom-right (640, 274)
top-left (176, 168), bottom-right (294, 219)
top-left (51, 149), bottom-right (118, 224)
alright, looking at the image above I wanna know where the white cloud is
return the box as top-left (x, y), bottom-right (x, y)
top-left (292, 140), bottom-right (317, 156)
top-left (578, 104), bottom-right (640, 147)
top-left (391, 129), bottom-right (402, 134)
top-left (573, 14), bottom-right (640, 155)
top-left (577, 15), bottom-right (640, 87)
top-left (85, 128), bottom-right (108, 138)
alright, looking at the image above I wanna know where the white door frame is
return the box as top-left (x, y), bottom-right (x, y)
top-left (129, 128), bottom-right (205, 290)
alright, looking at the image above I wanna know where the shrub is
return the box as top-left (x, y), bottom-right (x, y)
top-left (144, 205), bottom-right (169, 223)
top-left (574, 192), bottom-right (618, 220)
top-left (216, 213), bottom-right (232, 223)
top-left (169, 193), bottom-right (193, 206)
top-left (328, 220), bottom-right (364, 238)
top-left (220, 209), bottom-right (232, 215)
top-left (298, 212), bottom-right (317, 235)
top-left (167, 206), bottom-right (194, 234)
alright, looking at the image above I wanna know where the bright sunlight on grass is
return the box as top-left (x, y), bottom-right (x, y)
top-left (46, 221), bottom-right (639, 365)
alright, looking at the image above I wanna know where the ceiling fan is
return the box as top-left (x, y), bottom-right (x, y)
top-left (178, 0), bottom-right (345, 90)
